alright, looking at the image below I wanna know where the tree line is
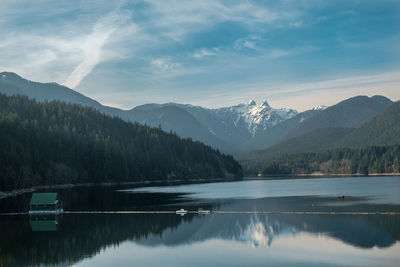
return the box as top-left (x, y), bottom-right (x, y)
top-left (0, 94), bottom-right (242, 191)
top-left (243, 145), bottom-right (400, 176)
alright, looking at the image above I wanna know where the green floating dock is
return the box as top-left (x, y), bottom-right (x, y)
top-left (29, 192), bottom-right (63, 214)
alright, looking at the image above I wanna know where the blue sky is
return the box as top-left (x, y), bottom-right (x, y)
top-left (1, 0), bottom-right (399, 111)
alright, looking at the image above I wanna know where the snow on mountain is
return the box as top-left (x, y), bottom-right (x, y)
top-left (213, 100), bottom-right (297, 136)
top-left (135, 100), bottom-right (298, 145)
top-left (312, 105), bottom-right (327, 111)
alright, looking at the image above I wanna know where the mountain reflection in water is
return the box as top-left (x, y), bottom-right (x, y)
top-left (0, 209), bottom-right (399, 266)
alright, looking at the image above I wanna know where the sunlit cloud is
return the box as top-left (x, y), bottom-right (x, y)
top-left (65, 11), bottom-right (132, 88)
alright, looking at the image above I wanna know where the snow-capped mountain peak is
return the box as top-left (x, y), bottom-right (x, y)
top-left (214, 100), bottom-right (297, 137)
top-left (248, 100), bottom-right (256, 105)
top-left (260, 100), bottom-right (270, 108)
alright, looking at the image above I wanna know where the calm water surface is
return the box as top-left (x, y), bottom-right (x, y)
top-left (0, 177), bottom-right (399, 266)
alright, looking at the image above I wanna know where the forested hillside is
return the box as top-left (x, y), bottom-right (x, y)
top-left (0, 94), bottom-right (242, 191)
top-left (239, 127), bottom-right (355, 161)
top-left (243, 145), bottom-right (400, 176)
top-left (337, 101), bottom-right (400, 148)
top-left (240, 109), bottom-right (320, 151)
top-left (283, 95), bottom-right (393, 140)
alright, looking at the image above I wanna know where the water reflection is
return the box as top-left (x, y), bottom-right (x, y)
top-left (0, 211), bottom-right (399, 266)
top-left (30, 214), bottom-right (61, 232)
top-left (135, 212), bottom-right (399, 249)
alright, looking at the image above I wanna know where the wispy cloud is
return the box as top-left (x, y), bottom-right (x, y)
top-left (143, 0), bottom-right (297, 41)
top-left (268, 46), bottom-right (319, 59)
top-left (290, 20), bottom-right (303, 28)
top-left (232, 35), bottom-right (264, 51)
top-left (65, 11), bottom-right (133, 88)
top-left (0, 0), bottom-right (305, 89)
top-left (193, 48), bottom-right (217, 58)
top-left (243, 41), bottom-right (256, 49)
top-left (268, 49), bottom-right (289, 58)
top-left (271, 71), bottom-right (400, 98)
top-left (150, 57), bottom-right (180, 72)
top-left (0, 4), bottom-right (136, 87)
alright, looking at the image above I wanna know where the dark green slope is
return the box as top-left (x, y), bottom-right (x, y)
top-left (337, 101), bottom-right (400, 148)
top-left (0, 72), bottom-right (118, 114)
top-left (128, 106), bottom-right (235, 154)
top-left (284, 95), bottom-right (393, 140)
top-left (0, 94), bottom-right (242, 191)
top-left (239, 127), bottom-right (355, 161)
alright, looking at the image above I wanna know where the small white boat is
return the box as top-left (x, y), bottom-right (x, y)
top-left (176, 208), bottom-right (188, 215)
top-left (198, 209), bottom-right (210, 215)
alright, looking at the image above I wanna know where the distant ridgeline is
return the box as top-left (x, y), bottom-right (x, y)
top-left (0, 94), bottom-right (242, 191)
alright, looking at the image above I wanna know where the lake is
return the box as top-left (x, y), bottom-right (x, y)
top-left (0, 176), bottom-right (399, 266)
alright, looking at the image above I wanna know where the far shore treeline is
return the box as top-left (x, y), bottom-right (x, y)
top-left (0, 94), bottom-right (242, 191)
top-left (243, 145), bottom-right (400, 176)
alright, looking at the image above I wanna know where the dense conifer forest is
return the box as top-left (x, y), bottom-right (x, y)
top-left (243, 145), bottom-right (400, 176)
top-left (0, 94), bottom-right (242, 191)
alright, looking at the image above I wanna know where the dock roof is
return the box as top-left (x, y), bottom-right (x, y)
top-left (30, 193), bottom-right (58, 205)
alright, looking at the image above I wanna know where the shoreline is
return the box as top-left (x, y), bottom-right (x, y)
top-left (297, 172), bottom-right (400, 177)
top-left (265, 172), bottom-right (400, 177)
top-left (244, 173), bottom-right (400, 180)
top-left (1, 173), bottom-right (399, 199)
top-left (0, 177), bottom-right (240, 200)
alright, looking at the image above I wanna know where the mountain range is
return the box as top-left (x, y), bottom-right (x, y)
top-left (0, 72), bottom-right (297, 152)
top-left (133, 100), bottom-right (297, 149)
top-left (0, 71), bottom-right (398, 160)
